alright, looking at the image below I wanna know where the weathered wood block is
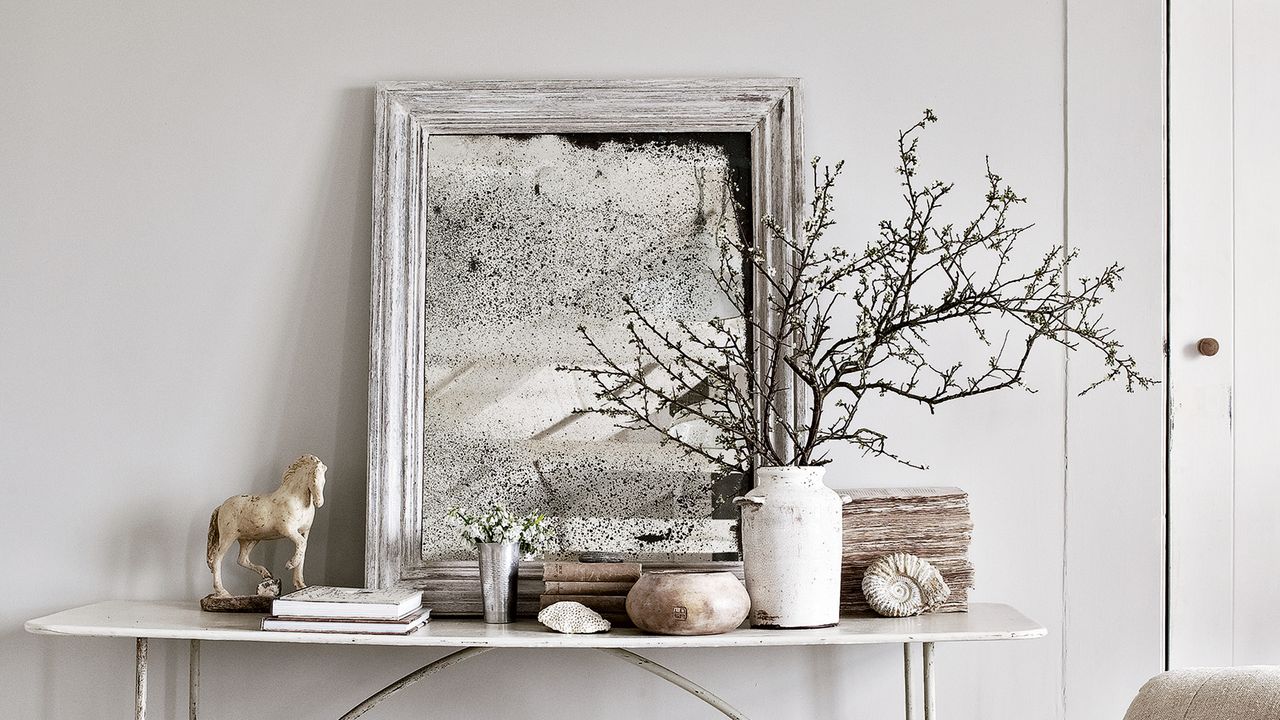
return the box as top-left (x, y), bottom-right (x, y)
top-left (199, 594), bottom-right (274, 613)
top-left (839, 487), bottom-right (974, 614)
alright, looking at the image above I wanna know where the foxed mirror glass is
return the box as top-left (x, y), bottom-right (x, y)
top-left (420, 132), bottom-right (752, 562)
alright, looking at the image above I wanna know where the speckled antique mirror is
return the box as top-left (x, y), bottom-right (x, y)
top-left (368, 80), bottom-right (804, 613)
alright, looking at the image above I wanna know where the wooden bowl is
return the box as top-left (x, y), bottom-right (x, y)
top-left (625, 570), bottom-right (750, 635)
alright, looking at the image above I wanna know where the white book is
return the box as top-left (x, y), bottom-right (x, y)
top-left (271, 586), bottom-right (423, 620)
top-left (262, 608), bottom-right (431, 635)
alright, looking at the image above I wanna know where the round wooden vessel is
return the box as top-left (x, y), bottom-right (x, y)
top-left (625, 570), bottom-right (750, 636)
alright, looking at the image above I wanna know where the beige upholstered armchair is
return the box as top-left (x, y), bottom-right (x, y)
top-left (1124, 667), bottom-right (1280, 720)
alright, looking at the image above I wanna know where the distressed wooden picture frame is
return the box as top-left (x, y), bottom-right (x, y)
top-left (367, 79), bottom-right (805, 613)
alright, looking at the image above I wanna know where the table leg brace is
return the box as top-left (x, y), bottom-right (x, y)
top-left (598, 648), bottom-right (749, 719)
top-left (339, 646), bottom-right (492, 720)
top-left (335, 645), bottom-right (748, 720)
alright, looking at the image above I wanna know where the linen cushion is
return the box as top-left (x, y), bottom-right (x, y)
top-left (1123, 667), bottom-right (1280, 720)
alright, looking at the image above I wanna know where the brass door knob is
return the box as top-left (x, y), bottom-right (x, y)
top-left (1197, 338), bottom-right (1220, 356)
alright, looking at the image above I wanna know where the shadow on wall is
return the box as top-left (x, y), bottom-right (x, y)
top-left (181, 85), bottom-right (377, 596)
top-left (296, 85), bottom-right (376, 589)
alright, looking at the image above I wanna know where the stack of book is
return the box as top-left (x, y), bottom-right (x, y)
top-left (414, 562), bottom-right (543, 615)
top-left (262, 586), bottom-right (430, 635)
top-left (540, 561), bottom-right (642, 626)
top-left (840, 487), bottom-right (974, 614)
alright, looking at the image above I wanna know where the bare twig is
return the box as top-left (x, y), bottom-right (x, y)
top-left (559, 110), bottom-right (1155, 474)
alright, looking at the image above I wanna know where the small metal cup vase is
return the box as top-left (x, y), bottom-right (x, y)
top-left (478, 541), bottom-right (520, 623)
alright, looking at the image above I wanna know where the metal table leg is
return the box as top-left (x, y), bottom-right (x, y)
top-left (189, 639), bottom-right (201, 720)
top-left (904, 643), bottom-right (915, 720)
top-left (132, 637), bottom-right (196, 719)
top-left (598, 648), bottom-right (749, 719)
top-left (134, 638), bottom-right (148, 720)
top-left (923, 642), bottom-right (936, 720)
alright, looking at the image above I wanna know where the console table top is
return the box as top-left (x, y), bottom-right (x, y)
top-left (27, 600), bottom-right (1045, 649)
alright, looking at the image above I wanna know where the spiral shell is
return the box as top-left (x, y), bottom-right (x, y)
top-left (861, 552), bottom-right (951, 617)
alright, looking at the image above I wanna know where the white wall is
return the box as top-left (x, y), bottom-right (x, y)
top-left (1166, 0), bottom-right (1280, 668)
top-left (0, 1), bottom-right (1165, 717)
top-left (1064, 0), bottom-right (1167, 712)
top-left (1229, 0), bottom-right (1280, 667)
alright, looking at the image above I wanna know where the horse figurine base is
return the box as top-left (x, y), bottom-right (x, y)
top-left (200, 578), bottom-right (282, 613)
top-left (200, 455), bottom-right (327, 612)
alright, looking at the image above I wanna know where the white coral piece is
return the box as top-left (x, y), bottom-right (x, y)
top-left (861, 552), bottom-right (951, 618)
top-left (538, 601), bottom-right (612, 634)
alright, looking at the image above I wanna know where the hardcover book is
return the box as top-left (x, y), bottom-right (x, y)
top-left (538, 594), bottom-right (628, 614)
top-left (542, 580), bottom-right (636, 596)
top-left (262, 607), bottom-right (431, 635)
top-left (272, 586), bottom-right (424, 620)
top-left (541, 562), bottom-right (642, 583)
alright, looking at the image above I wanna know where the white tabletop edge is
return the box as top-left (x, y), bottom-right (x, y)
top-left (26, 600), bottom-right (1046, 649)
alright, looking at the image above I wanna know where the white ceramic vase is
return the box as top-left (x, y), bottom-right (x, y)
top-left (733, 466), bottom-right (849, 629)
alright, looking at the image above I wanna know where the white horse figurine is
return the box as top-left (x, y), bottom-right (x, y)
top-left (206, 454), bottom-right (327, 597)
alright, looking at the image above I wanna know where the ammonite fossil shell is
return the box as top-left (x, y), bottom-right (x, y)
top-left (861, 552), bottom-right (951, 618)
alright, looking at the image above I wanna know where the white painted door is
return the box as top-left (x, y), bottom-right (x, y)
top-left (1169, 0), bottom-right (1280, 668)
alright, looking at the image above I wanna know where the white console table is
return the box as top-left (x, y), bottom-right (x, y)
top-left (27, 601), bottom-right (1044, 720)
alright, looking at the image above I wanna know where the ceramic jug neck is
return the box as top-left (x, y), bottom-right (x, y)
top-left (753, 465), bottom-right (827, 489)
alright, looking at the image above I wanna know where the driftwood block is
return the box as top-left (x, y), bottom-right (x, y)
top-left (840, 487), bottom-right (974, 614)
top-left (200, 594), bottom-right (274, 613)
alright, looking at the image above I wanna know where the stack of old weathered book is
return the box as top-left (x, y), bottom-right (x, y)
top-left (261, 586), bottom-right (429, 635)
top-left (540, 561), bottom-right (641, 626)
top-left (840, 487), bottom-right (974, 614)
